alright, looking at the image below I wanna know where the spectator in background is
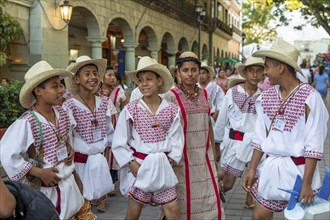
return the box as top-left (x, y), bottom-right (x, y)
top-left (313, 65), bottom-right (330, 104)
top-left (298, 59), bottom-right (311, 84)
top-left (0, 78), bottom-right (10, 86)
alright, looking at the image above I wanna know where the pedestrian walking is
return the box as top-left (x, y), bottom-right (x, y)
top-left (63, 55), bottom-right (115, 214)
top-left (0, 61), bottom-right (84, 219)
top-left (214, 56), bottom-right (264, 209)
top-left (312, 65), bottom-right (330, 104)
top-left (112, 56), bottom-right (184, 220)
top-left (164, 51), bottom-right (223, 220)
top-left (198, 63), bottom-right (225, 123)
top-left (242, 39), bottom-right (329, 220)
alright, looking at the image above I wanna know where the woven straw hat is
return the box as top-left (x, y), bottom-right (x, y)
top-left (252, 39), bottom-right (303, 75)
top-left (228, 75), bottom-right (246, 89)
top-left (19, 61), bottom-right (73, 109)
top-left (65, 55), bottom-right (107, 94)
top-left (201, 62), bottom-right (215, 79)
top-left (169, 65), bottom-right (177, 78)
top-left (237, 57), bottom-right (265, 78)
top-left (126, 56), bottom-right (173, 94)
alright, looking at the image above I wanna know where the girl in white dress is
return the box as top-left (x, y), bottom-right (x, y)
top-left (112, 56), bottom-right (184, 220)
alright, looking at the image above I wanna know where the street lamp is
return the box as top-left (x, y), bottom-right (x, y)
top-left (59, 0), bottom-right (73, 23)
top-left (196, 4), bottom-right (206, 59)
top-left (241, 32), bottom-right (246, 62)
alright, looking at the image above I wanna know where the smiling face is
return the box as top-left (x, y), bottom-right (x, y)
top-left (74, 65), bottom-right (99, 92)
top-left (177, 61), bottom-right (199, 87)
top-left (137, 71), bottom-right (162, 98)
top-left (33, 76), bottom-right (64, 106)
top-left (264, 58), bottom-right (281, 85)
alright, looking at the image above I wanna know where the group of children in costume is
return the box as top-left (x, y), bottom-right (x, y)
top-left (0, 39), bottom-right (328, 220)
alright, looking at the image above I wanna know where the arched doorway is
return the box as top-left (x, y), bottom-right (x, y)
top-left (160, 32), bottom-right (175, 67)
top-left (191, 41), bottom-right (198, 55)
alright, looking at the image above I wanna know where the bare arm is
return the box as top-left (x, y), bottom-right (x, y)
top-left (0, 178), bottom-right (16, 218)
top-left (209, 119), bottom-right (220, 164)
top-left (242, 149), bottom-right (264, 192)
top-left (299, 158), bottom-right (317, 204)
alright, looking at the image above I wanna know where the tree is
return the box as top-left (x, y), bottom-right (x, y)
top-left (272, 0), bottom-right (329, 35)
top-left (0, 0), bottom-right (22, 66)
top-left (242, 0), bottom-right (277, 45)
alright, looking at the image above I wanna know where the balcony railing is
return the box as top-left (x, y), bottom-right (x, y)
top-left (232, 26), bottom-right (242, 35)
top-left (133, 0), bottom-right (233, 36)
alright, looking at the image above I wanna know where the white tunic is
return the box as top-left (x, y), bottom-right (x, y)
top-left (112, 98), bottom-right (184, 194)
top-left (214, 85), bottom-right (261, 162)
top-left (0, 107), bottom-right (84, 219)
top-left (252, 84), bottom-right (328, 200)
top-left (198, 81), bottom-right (225, 114)
top-left (63, 96), bottom-right (116, 200)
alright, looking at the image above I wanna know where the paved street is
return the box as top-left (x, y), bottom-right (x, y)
top-left (95, 95), bottom-right (330, 220)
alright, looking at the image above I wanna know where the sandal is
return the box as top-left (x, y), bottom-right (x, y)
top-left (97, 205), bottom-right (107, 213)
top-left (244, 203), bottom-right (255, 209)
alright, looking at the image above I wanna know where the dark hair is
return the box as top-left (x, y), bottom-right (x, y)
top-left (115, 71), bottom-right (126, 90)
top-left (319, 66), bottom-right (325, 75)
top-left (176, 57), bottom-right (201, 70)
top-left (106, 65), bottom-right (114, 71)
top-left (1, 78), bottom-right (10, 83)
top-left (269, 58), bottom-right (296, 76)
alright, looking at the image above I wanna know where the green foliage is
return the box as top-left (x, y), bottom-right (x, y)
top-left (242, 0), bottom-right (277, 45)
top-left (0, 0), bottom-right (22, 66)
top-left (0, 80), bottom-right (25, 128)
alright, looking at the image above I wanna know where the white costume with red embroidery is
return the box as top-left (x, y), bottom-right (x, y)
top-left (198, 81), bottom-right (225, 115)
top-left (0, 106), bottom-right (84, 219)
top-left (112, 98), bottom-right (184, 205)
top-left (214, 85), bottom-right (261, 177)
top-left (250, 84), bottom-right (328, 211)
top-left (63, 96), bottom-right (116, 201)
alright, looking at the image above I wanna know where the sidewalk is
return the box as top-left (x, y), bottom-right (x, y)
top-left (96, 95), bottom-right (330, 220)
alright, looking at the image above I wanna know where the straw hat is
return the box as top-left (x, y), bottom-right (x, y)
top-left (237, 57), bottom-right (264, 78)
top-left (228, 75), bottom-right (246, 89)
top-left (126, 56), bottom-right (173, 94)
top-left (169, 65), bottom-right (177, 78)
top-left (252, 39), bottom-right (303, 75)
top-left (65, 55), bottom-right (107, 94)
top-left (201, 62), bottom-right (215, 79)
top-left (19, 61), bottom-right (73, 109)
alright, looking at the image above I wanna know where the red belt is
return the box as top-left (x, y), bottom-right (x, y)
top-left (266, 155), bottom-right (305, 165)
top-left (74, 152), bottom-right (88, 163)
top-left (41, 183), bottom-right (61, 214)
top-left (229, 129), bottom-right (244, 141)
top-left (130, 147), bottom-right (168, 161)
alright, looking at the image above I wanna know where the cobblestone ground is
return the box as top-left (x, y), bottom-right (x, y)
top-left (96, 95), bottom-right (330, 220)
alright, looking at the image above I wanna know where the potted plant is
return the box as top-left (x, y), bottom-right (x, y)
top-left (0, 80), bottom-right (25, 139)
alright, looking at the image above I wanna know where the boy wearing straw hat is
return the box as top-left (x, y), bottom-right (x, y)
top-left (63, 56), bottom-right (116, 213)
top-left (242, 39), bottom-right (329, 219)
top-left (198, 63), bottom-right (225, 122)
top-left (214, 57), bottom-right (264, 208)
top-left (112, 56), bottom-right (184, 220)
top-left (0, 61), bottom-right (84, 219)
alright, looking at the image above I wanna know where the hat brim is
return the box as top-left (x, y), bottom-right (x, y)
top-left (228, 78), bottom-right (246, 89)
top-left (126, 64), bottom-right (173, 94)
top-left (237, 61), bottom-right (264, 78)
top-left (65, 58), bottom-right (107, 94)
top-left (20, 69), bottom-right (73, 109)
top-left (253, 50), bottom-right (303, 76)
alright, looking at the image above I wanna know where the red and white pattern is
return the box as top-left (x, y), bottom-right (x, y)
top-left (128, 186), bottom-right (177, 206)
top-left (126, 100), bottom-right (178, 143)
top-left (12, 162), bottom-right (33, 181)
top-left (261, 85), bottom-right (315, 132)
top-left (232, 86), bottom-right (258, 114)
top-left (222, 164), bottom-right (244, 177)
top-left (21, 106), bottom-right (70, 166)
top-left (64, 97), bottom-right (108, 144)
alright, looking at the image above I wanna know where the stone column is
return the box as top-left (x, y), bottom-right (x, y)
top-left (167, 50), bottom-right (176, 67)
top-left (148, 47), bottom-right (159, 62)
top-left (123, 43), bottom-right (138, 88)
top-left (86, 37), bottom-right (105, 59)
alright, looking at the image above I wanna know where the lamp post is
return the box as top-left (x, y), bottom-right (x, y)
top-left (195, 4), bottom-right (206, 60)
top-left (241, 32), bottom-right (246, 62)
top-left (59, 0), bottom-right (73, 23)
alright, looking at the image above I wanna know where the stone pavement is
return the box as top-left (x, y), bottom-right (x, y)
top-left (96, 95), bottom-right (330, 220)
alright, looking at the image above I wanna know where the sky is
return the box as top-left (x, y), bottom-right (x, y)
top-left (275, 11), bottom-right (329, 44)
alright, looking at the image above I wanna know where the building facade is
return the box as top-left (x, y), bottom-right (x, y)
top-left (1, 0), bottom-right (243, 84)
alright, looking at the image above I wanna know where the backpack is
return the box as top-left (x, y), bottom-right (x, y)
top-left (0, 180), bottom-right (59, 220)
